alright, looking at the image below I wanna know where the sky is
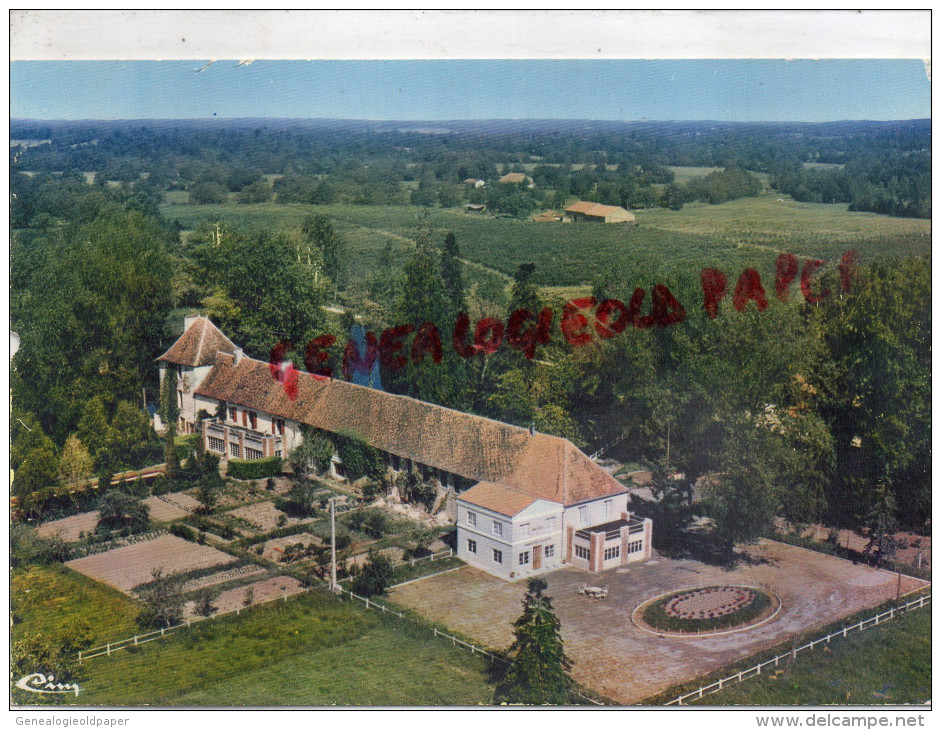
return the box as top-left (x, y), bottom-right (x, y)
top-left (10, 59), bottom-right (930, 122)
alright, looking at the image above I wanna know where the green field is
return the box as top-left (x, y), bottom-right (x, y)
top-left (161, 195), bottom-right (929, 292)
top-left (12, 564), bottom-right (141, 647)
top-left (13, 587), bottom-right (494, 706)
top-left (693, 609), bottom-right (931, 706)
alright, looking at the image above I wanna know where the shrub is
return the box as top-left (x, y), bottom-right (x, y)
top-left (351, 551), bottom-right (395, 597)
top-left (347, 508), bottom-right (391, 539)
top-left (174, 434), bottom-right (201, 464)
top-left (150, 476), bottom-right (171, 496)
top-left (194, 590), bottom-right (218, 617)
top-left (362, 479), bottom-right (384, 502)
top-left (169, 523), bottom-right (197, 542)
top-left (227, 456), bottom-right (282, 480)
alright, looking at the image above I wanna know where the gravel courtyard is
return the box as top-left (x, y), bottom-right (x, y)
top-left (389, 539), bottom-right (929, 704)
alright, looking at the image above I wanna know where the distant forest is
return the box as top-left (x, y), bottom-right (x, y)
top-left (11, 118), bottom-right (931, 219)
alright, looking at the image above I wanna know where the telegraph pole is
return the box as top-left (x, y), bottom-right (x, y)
top-left (330, 497), bottom-right (338, 593)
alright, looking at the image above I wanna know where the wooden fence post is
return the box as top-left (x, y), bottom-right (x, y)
top-left (106, 643), bottom-right (111, 656)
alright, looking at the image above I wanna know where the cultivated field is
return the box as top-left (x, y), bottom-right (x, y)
top-left (36, 510), bottom-right (101, 542)
top-left (181, 575), bottom-right (306, 620)
top-left (66, 534), bottom-right (238, 593)
top-left (389, 539), bottom-right (929, 705)
top-left (223, 500), bottom-right (310, 535)
top-left (161, 196), bottom-right (930, 294)
top-left (142, 492), bottom-right (197, 521)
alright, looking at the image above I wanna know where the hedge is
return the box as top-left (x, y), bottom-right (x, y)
top-left (227, 456), bottom-right (282, 480)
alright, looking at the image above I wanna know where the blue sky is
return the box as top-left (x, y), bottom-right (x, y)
top-left (11, 59), bottom-right (930, 122)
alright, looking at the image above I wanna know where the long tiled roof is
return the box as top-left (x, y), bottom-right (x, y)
top-left (565, 201), bottom-right (631, 217)
top-left (193, 353), bottom-right (626, 506)
top-left (157, 318), bottom-right (237, 367)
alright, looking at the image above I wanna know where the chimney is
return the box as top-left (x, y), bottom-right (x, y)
top-left (234, 347), bottom-right (244, 365)
top-left (183, 314), bottom-right (200, 331)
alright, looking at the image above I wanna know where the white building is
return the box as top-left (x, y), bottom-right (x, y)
top-left (158, 317), bottom-right (652, 580)
top-left (456, 467), bottom-right (651, 581)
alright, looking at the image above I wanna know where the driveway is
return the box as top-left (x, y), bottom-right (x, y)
top-left (389, 539), bottom-right (928, 704)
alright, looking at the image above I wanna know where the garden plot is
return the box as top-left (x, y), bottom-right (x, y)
top-left (180, 564), bottom-right (266, 594)
top-left (37, 510), bottom-right (100, 542)
top-left (261, 532), bottom-right (321, 562)
top-left (181, 575), bottom-right (306, 620)
top-left (213, 480), bottom-right (270, 508)
top-left (142, 492), bottom-right (197, 522)
top-left (223, 500), bottom-right (309, 535)
top-left (66, 534), bottom-right (237, 594)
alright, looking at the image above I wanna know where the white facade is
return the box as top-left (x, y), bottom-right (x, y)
top-left (457, 489), bottom-right (653, 580)
top-left (456, 499), bottom-right (564, 580)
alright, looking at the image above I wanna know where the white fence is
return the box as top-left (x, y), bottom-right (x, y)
top-left (337, 585), bottom-right (604, 706)
top-left (77, 549), bottom-right (458, 662)
top-left (78, 583), bottom-right (315, 662)
top-left (336, 547), bottom-right (455, 583)
top-left (665, 592), bottom-right (931, 706)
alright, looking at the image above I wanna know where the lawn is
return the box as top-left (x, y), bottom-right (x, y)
top-left (27, 589), bottom-right (493, 706)
top-left (692, 609), bottom-right (931, 706)
top-left (11, 564), bottom-right (141, 647)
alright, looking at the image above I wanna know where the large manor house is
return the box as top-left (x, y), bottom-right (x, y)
top-left (158, 316), bottom-right (653, 581)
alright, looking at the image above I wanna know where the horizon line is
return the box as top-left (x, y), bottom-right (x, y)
top-left (12, 116), bottom-right (931, 125)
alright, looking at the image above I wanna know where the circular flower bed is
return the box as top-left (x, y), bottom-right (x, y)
top-left (642, 586), bottom-right (772, 633)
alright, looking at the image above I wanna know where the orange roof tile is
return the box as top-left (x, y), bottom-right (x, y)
top-left (158, 317), bottom-right (237, 367)
top-left (459, 482), bottom-right (539, 516)
top-left (565, 201), bottom-right (631, 218)
top-left (193, 353), bottom-right (625, 506)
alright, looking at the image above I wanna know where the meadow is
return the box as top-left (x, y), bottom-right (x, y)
top-left (700, 609), bottom-right (931, 706)
top-left (13, 580), bottom-right (494, 707)
top-left (12, 564), bottom-right (141, 647)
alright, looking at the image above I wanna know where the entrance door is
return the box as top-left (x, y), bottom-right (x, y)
top-left (533, 544), bottom-right (542, 570)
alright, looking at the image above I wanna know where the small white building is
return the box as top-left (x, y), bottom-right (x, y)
top-left (456, 472), bottom-right (651, 581)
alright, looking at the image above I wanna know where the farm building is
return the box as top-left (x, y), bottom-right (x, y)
top-left (565, 201), bottom-right (635, 223)
top-left (498, 172), bottom-right (533, 187)
top-left (158, 316), bottom-right (652, 581)
top-left (532, 210), bottom-right (562, 222)
top-left (463, 178), bottom-right (486, 188)
top-left (464, 203), bottom-right (486, 213)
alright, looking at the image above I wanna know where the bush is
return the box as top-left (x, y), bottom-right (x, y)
top-left (347, 508), bottom-right (391, 539)
top-left (351, 551), bottom-right (395, 597)
top-left (174, 434), bottom-right (201, 464)
top-left (227, 456), bottom-right (282, 480)
top-left (169, 523), bottom-right (198, 542)
top-left (150, 476), bottom-right (171, 496)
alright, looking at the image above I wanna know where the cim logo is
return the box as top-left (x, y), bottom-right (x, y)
top-left (14, 673), bottom-right (81, 697)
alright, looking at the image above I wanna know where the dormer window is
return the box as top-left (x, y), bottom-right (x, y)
top-left (229, 406), bottom-right (237, 422)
